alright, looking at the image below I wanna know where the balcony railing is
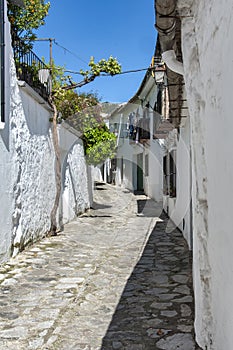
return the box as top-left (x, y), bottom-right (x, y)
top-left (129, 118), bottom-right (150, 143)
top-left (13, 41), bottom-right (51, 102)
top-left (138, 118), bottom-right (150, 141)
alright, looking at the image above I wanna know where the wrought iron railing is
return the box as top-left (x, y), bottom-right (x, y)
top-left (128, 119), bottom-right (150, 143)
top-left (13, 40), bottom-right (51, 101)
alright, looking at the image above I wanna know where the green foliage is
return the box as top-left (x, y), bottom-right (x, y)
top-left (50, 62), bottom-right (117, 165)
top-left (8, 0), bottom-right (50, 44)
top-left (56, 90), bottom-right (99, 122)
top-left (51, 55), bottom-right (121, 122)
top-left (80, 56), bottom-right (121, 81)
top-left (84, 125), bottom-right (117, 166)
top-left (50, 62), bottom-right (98, 121)
top-left (67, 104), bottom-right (117, 166)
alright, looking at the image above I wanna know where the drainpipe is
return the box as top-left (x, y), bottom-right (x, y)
top-left (0, 0), bottom-right (5, 129)
top-left (162, 50), bottom-right (184, 76)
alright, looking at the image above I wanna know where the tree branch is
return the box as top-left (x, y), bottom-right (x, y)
top-left (61, 75), bottom-right (96, 91)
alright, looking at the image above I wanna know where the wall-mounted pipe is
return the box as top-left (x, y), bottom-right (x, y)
top-left (162, 50), bottom-right (184, 76)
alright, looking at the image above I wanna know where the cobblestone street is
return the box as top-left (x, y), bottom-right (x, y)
top-left (0, 183), bottom-right (200, 349)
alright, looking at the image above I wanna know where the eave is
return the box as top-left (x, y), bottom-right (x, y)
top-left (155, 0), bottom-right (186, 128)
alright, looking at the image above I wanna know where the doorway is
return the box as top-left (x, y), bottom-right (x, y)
top-left (137, 153), bottom-right (144, 191)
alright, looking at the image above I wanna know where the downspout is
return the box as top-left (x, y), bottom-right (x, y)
top-left (162, 50), bottom-right (184, 76)
top-left (0, 0), bottom-right (5, 129)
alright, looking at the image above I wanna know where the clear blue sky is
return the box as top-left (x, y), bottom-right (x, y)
top-left (34, 0), bottom-right (157, 103)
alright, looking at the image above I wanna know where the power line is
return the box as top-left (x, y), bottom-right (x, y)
top-left (102, 67), bottom-right (154, 76)
top-left (33, 38), bottom-right (163, 77)
top-left (53, 40), bottom-right (88, 65)
top-left (63, 66), bottom-right (164, 76)
top-left (61, 67), bottom-right (166, 91)
top-left (52, 42), bottom-right (161, 77)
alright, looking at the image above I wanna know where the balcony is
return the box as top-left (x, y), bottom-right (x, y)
top-left (13, 40), bottom-right (51, 102)
top-left (129, 118), bottom-right (150, 144)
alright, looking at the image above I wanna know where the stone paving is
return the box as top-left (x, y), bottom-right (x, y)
top-left (0, 183), bottom-right (201, 349)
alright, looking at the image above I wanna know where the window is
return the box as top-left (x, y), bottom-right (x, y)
top-left (163, 155), bottom-right (168, 195)
top-left (154, 90), bottom-right (162, 115)
top-left (169, 151), bottom-right (177, 197)
top-left (163, 153), bottom-right (177, 197)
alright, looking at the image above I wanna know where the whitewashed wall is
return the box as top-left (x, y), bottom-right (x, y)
top-left (0, 4), bottom-right (90, 262)
top-left (109, 103), bottom-right (163, 203)
top-left (0, 0), bottom-right (14, 261)
top-left (145, 140), bottom-right (163, 202)
top-left (2, 57), bottom-right (56, 260)
top-left (59, 123), bottom-right (90, 224)
top-left (179, 0), bottom-right (233, 348)
top-left (165, 120), bottom-right (192, 248)
top-left (0, 4), bottom-right (55, 260)
top-left (0, 67), bottom-right (91, 262)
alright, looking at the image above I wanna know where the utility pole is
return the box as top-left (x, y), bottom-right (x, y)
top-left (34, 38), bottom-right (54, 70)
top-left (49, 38), bottom-right (53, 71)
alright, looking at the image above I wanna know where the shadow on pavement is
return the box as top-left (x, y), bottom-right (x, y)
top-left (137, 199), bottom-right (163, 218)
top-left (101, 212), bottom-right (198, 350)
top-left (95, 182), bottom-right (108, 190)
top-left (91, 201), bottom-right (112, 210)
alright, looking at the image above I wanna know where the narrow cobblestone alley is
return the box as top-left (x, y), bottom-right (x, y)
top-left (0, 183), bottom-right (200, 350)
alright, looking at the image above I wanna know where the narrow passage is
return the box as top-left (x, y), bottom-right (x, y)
top-left (0, 183), bottom-right (200, 349)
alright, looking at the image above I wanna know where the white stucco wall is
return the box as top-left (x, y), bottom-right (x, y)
top-left (59, 123), bottom-right (90, 224)
top-left (0, 4), bottom-right (91, 261)
top-left (145, 140), bottom-right (163, 202)
top-left (179, 0), bottom-right (233, 348)
top-left (110, 106), bottom-right (163, 203)
top-left (117, 139), bottom-right (142, 191)
top-left (5, 60), bottom-right (56, 259)
top-left (0, 0), bottom-right (14, 260)
top-left (0, 67), bottom-right (91, 261)
top-left (0, 4), bottom-right (55, 260)
top-left (168, 119), bottom-right (192, 248)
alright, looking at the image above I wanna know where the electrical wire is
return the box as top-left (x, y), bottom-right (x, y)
top-left (53, 40), bottom-right (88, 65)
top-left (63, 66), bottom-right (165, 77)
top-left (36, 39), bottom-right (165, 78)
top-left (52, 41), bottom-right (164, 76)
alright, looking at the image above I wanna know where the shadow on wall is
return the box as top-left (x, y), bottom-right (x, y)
top-left (101, 212), bottom-right (196, 349)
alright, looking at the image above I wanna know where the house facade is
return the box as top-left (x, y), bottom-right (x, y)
top-left (107, 61), bottom-right (168, 205)
top-left (107, 51), bottom-right (193, 248)
top-left (155, 0), bottom-right (233, 349)
top-left (0, 0), bottom-right (91, 262)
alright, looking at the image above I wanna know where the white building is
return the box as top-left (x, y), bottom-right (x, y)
top-left (107, 60), bottom-right (169, 205)
top-left (107, 52), bottom-right (193, 248)
top-left (0, 0), bottom-right (91, 262)
top-left (162, 99), bottom-right (193, 248)
top-left (155, 0), bottom-right (233, 348)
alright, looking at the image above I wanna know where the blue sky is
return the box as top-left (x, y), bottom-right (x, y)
top-left (34, 0), bottom-right (157, 103)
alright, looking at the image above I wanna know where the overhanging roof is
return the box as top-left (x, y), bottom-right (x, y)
top-left (155, 0), bottom-right (185, 127)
